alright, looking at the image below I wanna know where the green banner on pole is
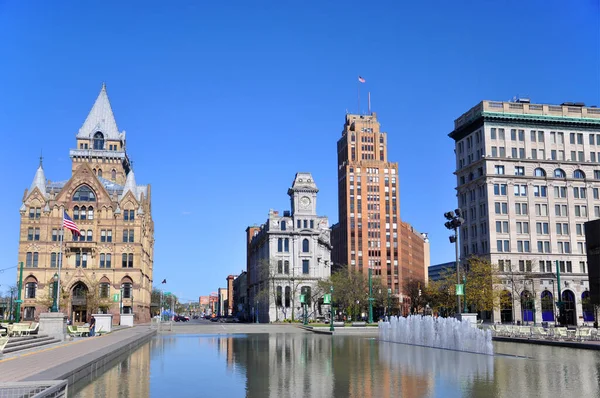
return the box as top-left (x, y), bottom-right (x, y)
top-left (112, 293), bottom-right (120, 302)
top-left (323, 294), bottom-right (331, 304)
top-left (455, 284), bottom-right (464, 296)
top-left (300, 294), bottom-right (306, 304)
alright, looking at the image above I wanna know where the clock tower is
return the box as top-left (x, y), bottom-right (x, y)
top-left (288, 172), bottom-right (318, 216)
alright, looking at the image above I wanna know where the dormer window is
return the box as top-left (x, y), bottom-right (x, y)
top-left (93, 132), bottom-right (104, 150)
top-left (73, 185), bottom-right (96, 202)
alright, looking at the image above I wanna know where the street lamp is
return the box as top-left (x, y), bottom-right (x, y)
top-left (329, 285), bottom-right (335, 332)
top-left (387, 288), bottom-right (392, 318)
top-left (444, 209), bottom-right (464, 318)
top-left (51, 273), bottom-right (59, 312)
top-left (368, 268), bottom-right (374, 324)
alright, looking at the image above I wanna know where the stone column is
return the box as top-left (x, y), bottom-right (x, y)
top-left (39, 312), bottom-right (66, 341)
top-left (92, 313), bottom-right (113, 334)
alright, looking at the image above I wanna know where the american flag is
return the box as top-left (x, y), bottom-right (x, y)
top-left (358, 76), bottom-right (366, 83)
top-left (63, 211), bottom-right (80, 236)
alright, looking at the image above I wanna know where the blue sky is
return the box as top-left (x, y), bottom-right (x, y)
top-left (0, 1), bottom-right (598, 301)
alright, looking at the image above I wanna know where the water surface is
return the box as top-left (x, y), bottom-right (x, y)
top-left (70, 334), bottom-right (600, 398)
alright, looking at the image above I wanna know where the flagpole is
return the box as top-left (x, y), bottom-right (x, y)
top-left (57, 225), bottom-right (64, 313)
top-left (368, 92), bottom-right (371, 115)
top-left (357, 78), bottom-right (361, 114)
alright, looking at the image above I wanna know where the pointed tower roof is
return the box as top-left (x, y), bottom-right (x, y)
top-left (27, 157), bottom-right (48, 199)
top-left (288, 172), bottom-right (318, 194)
top-left (120, 170), bottom-right (138, 201)
top-left (77, 83), bottom-right (122, 141)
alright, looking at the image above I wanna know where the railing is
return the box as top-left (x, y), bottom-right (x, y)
top-left (0, 380), bottom-right (68, 397)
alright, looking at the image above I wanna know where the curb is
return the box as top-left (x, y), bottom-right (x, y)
top-left (493, 336), bottom-right (600, 350)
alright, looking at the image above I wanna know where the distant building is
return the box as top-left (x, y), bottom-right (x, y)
top-left (246, 173), bottom-right (332, 323)
top-left (233, 271), bottom-right (248, 321)
top-left (428, 262), bottom-right (455, 282)
top-left (217, 288), bottom-right (228, 317)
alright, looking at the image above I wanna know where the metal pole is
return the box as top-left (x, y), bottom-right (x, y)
top-left (16, 262), bottom-right (24, 322)
top-left (330, 285), bottom-right (334, 332)
top-left (368, 268), bottom-right (373, 324)
top-left (463, 274), bottom-right (467, 313)
top-left (556, 260), bottom-right (563, 325)
top-left (455, 228), bottom-right (461, 317)
top-left (56, 226), bottom-right (64, 313)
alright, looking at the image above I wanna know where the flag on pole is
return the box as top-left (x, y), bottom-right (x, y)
top-left (63, 211), bottom-right (80, 236)
top-left (358, 76), bottom-right (366, 83)
top-left (162, 279), bottom-right (167, 284)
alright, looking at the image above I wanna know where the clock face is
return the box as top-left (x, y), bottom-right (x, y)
top-left (299, 196), bottom-right (311, 210)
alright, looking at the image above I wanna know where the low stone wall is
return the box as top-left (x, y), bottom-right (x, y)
top-left (22, 327), bottom-right (156, 385)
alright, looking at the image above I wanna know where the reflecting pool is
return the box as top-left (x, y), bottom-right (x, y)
top-left (70, 334), bottom-right (600, 398)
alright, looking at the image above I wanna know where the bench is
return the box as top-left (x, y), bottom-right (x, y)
top-left (352, 322), bottom-right (367, 327)
top-left (333, 322), bottom-right (345, 327)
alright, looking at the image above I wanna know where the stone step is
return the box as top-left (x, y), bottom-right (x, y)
top-left (5, 336), bottom-right (55, 349)
top-left (3, 337), bottom-right (61, 354)
top-left (6, 334), bottom-right (50, 344)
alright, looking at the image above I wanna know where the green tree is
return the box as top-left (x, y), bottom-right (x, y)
top-left (403, 278), bottom-right (427, 315)
top-left (463, 256), bottom-right (504, 313)
top-left (426, 269), bottom-right (457, 316)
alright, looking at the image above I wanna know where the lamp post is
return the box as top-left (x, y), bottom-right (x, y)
top-left (555, 260), bottom-right (564, 326)
top-left (387, 288), bottom-right (392, 318)
top-left (368, 268), bottom-right (374, 324)
top-left (444, 209), bottom-right (465, 318)
top-left (51, 273), bottom-right (59, 312)
top-left (329, 285), bottom-right (334, 332)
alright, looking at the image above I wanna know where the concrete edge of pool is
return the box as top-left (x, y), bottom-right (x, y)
top-left (21, 327), bottom-right (157, 385)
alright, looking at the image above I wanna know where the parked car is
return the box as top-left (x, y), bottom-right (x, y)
top-left (174, 315), bottom-right (189, 322)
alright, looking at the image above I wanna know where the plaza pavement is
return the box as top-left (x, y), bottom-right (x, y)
top-left (0, 325), bottom-right (155, 383)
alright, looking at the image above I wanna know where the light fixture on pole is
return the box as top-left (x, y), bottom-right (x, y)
top-left (51, 273), bottom-right (59, 312)
top-left (444, 209), bottom-right (464, 317)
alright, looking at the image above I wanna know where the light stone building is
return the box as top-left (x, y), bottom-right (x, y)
top-left (16, 84), bottom-right (154, 324)
top-left (246, 173), bottom-right (332, 323)
top-left (450, 99), bottom-right (600, 325)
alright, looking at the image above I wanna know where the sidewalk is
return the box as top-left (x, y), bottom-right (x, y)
top-left (0, 325), bottom-right (155, 383)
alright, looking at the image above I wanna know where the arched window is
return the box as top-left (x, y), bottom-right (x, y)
top-left (79, 231), bottom-right (86, 242)
top-left (111, 169), bottom-right (116, 181)
top-left (73, 185), bottom-right (96, 202)
top-left (88, 206), bottom-right (94, 220)
top-left (99, 283), bottom-right (110, 299)
top-left (554, 168), bottom-right (566, 178)
top-left (122, 282), bottom-right (133, 299)
top-left (280, 221), bottom-right (286, 231)
top-left (573, 169), bottom-right (586, 179)
top-left (97, 169), bottom-right (102, 178)
top-left (93, 132), bottom-right (104, 150)
top-left (25, 282), bottom-right (37, 299)
top-left (541, 291), bottom-right (554, 322)
top-left (73, 206), bottom-right (79, 220)
top-left (80, 206), bottom-right (87, 220)
top-left (534, 168), bottom-right (546, 177)
top-left (276, 286), bottom-right (283, 306)
top-left (582, 291), bottom-right (594, 322)
top-left (87, 230), bottom-right (93, 242)
top-left (284, 286), bottom-right (291, 308)
top-left (302, 238), bottom-right (309, 252)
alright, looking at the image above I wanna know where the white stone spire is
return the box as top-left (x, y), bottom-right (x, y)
top-left (77, 83), bottom-right (122, 141)
top-left (27, 158), bottom-right (47, 199)
top-left (120, 170), bottom-right (138, 200)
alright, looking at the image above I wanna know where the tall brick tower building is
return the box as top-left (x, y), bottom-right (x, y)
top-left (332, 112), bottom-right (429, 300)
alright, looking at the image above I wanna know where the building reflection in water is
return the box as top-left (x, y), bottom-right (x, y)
top-left (72, 342), bottom-right (151, 398)
top-left (71, 334), bottom-right (600, 398)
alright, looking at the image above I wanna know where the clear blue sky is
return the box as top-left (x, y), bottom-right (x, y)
top-left (0, 1), bottom-right (598, 301)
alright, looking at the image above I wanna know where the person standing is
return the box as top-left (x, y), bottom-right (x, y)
top-left (89, 315), bottom-right (96, 337)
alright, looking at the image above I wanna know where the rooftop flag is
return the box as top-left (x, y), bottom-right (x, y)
top-left (358, 76), bottom-right (366, 83)
top-left (63, 211), bottom-right (80, 236)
